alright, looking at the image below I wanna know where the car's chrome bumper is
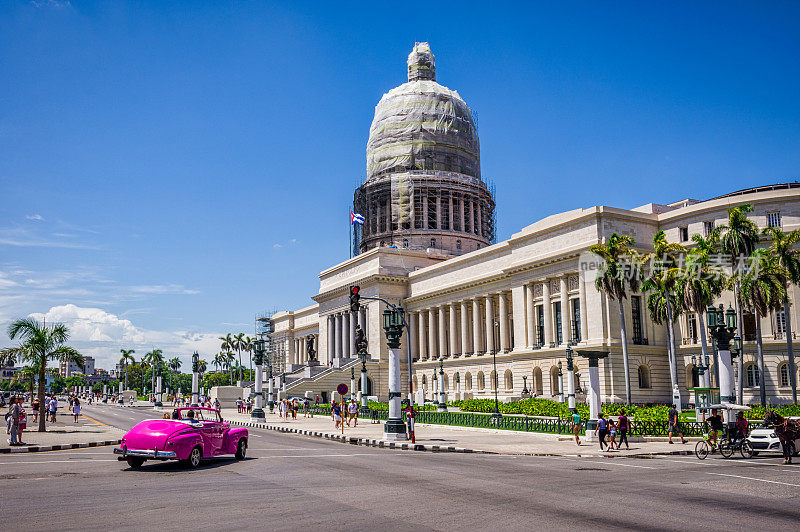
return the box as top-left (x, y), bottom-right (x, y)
top-left (113, 447), bottom-right (177, 459)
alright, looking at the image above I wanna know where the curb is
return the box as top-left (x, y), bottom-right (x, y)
top-left (0, 439), bottom-right (121, 454)
top-left (225, 419), bottom-right (702, 458)
top-left (227, 419), bottom-right (491, 454)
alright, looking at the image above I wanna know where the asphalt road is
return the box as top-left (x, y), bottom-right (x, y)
top-left (2, 404), bottom-right (799, 531)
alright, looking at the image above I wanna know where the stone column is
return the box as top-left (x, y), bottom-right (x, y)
top-left (343, 312), bottom-right (351, 358)
top-left (526, 283), bottom-right (536, 347)
top-left (349, 312), bottom-right (357, 358)
top-left (449, 302), bottom-right (459, 356)
top-left (358, 307), bottom-right (366, 333)
top-left (408, 311), bottom-right (418, 360)
top-left (335, 313), bottom-right (343, 359)
top-left (327, 315), bottom-right (335, 364)
top-left (579, 276), bottom-right (588, 343)
top-left (418, 310), bottom-right (427, 360)
top-left (542, 280), bottom-right (553, 346)
top-left (460, 300), bottom-right (470, 355)
top-left (448, 195), bottom-right (454, 230)
top-left (428, 308), bottom-right (437, 358)
top-left (477, 203), bottom-right (483, 237)
top-left (485, 295), bottom-right (495, 353)
top-left (498, 291), bottom-right (509, 352)
top-left (472, 298), bottom-right (482, 353)
top-left (560, 276), bottom-right (570, 345)
top-left (438, 306), bottom-right (447, 358)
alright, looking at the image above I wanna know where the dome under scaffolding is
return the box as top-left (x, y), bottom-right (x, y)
top-left (354, 43), bottom-right (496, 256)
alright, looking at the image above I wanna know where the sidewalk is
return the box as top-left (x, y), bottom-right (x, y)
top-left (1, 409), bottom-right (123, 453)
top-left (218, 408), bottom-right (697, 457)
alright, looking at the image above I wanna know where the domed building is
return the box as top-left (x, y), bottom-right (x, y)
top-left (354, 42), bottom-right (495, 255)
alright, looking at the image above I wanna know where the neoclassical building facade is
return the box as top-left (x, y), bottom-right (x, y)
top-left (267, 44), bottom-right (800, 406)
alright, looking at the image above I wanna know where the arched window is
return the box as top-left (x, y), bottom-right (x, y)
top-left (779, 363), bottom-right (790, 387)
top-left (456, 240), bottom-right (462, 250)
top-left (550, 366), bottom-right (560, 396)
top-left (686, 365), bottom-right (699, 388)
top-left (477, 371), bottom-right (485, 390)
top-left (638, 365), bottom-right (651, 389)
top-left (504, 369), bottom-right (513, 390)
top-left (490, 370), bottom-right (497, 391)
top-left (746, 363), bottom-right (760, 388)
top-left (465, 372), bottom-right (472, 390)
top-left (402, 239), bottom-right (409, 248)
top-left (533, 367), bottom-right (543, 396)
top-left (430, 238), bottom-right (436, 248)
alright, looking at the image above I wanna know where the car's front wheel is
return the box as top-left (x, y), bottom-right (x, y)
top-left (183, 446), bottom-right (202, 468)
top-left (235, 439), bottom-right (247, 460)
top-left (126, 457), bottom-right (145, 469)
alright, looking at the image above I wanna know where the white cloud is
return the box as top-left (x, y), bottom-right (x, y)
top-left (273, 243), bottom-right (282, 249)
top-left (129, 284), bottom-right (201, 295)
top-left (26, 214), bottom-right (44, 221)
top-left (30, 304), bottom-right (146, 344)
top-left (0, 272), bottom-right (18, 289)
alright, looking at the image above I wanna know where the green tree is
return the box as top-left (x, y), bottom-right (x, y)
top-left (679, 233), bottom-right (725, 388)
top-left (167, 356), bottom-right (181, 394)
top-left (243, 336), bottom-right (254, 380)
top-left (233, 332), bottom-right (246, 383)
top-left (714, 204), bottom-right (760, 403)
top-left (739, 248), bottom-right (788, 405)
top-left (642, 230), bottom-right (686, 399)
top-left (219, 334), bottom-right (234, 382)
top-left (590, 232), bottom-right (641, 404)
top-left (764, 226), bottom-right (800, 403)
top-left (203, 371), bottom-right (230, 389)
top-left (119, 349), bottom-right (136, 391)
top-left (1, 318), bottom-right (83, 432)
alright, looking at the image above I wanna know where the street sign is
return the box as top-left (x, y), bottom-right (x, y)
top-left (337, 383), bottom-right (348, 396)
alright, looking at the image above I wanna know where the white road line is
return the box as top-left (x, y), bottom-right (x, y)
top-left (255, 453), bottom-right (375, 458)
top-left (537, 455), bottom-right (654, 469)
top-left (250, 448), bottom-right (327, 451)
top-left (707, 472), bottom-right (800, 487)
top-left (0, 459), bottom-right (118, 465)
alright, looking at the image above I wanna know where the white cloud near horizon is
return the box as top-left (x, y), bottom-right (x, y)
top-left (26, 214), bottom-right (44, 221)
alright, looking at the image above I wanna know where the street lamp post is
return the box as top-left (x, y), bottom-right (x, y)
top-left (522, 375), bottom-right (529, 397)
top-left (565, 346), bottom-right (576, 413)
top-left (350, 366), bottom-right (356, 403)
top-left (118, 381), bottom-right (123, 404)
top-left (707, 304), bottom-right (740, 421)
top-left (558, 361), bottom-right (564, 403)
top-left (251, 338), bottom-right (266, 422)
top-left (491, 320), bottom-right (501, 424)
top-left (575, 349), bottom-right (608, 431)
top-left (360, 352), bottom-right (368, 409)
top-left (438, 358), bottom-right (447, 412)
top-left (431, 372), bottom-right (438, 406)
top-left (154, 362), bottom-right (163, 408)
top-left (191, 352), bottom-right (200, 407)
top-left (382, 305), bottom-right (407, 440)
top-left (267, 364), bottom-right (274, 413)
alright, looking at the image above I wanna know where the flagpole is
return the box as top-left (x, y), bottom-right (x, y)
top-left (349, 209), bottom-right (352, 259)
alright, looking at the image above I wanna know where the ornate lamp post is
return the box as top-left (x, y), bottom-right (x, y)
top-left (154, 362), bottom-right (163, 408)
top-left (565, 346), bottom-right (576, 413)
top-left (431, 372), bottom-right (438, 406)
top-left (575, 349), bottom-right (608, 431)
top-left (251, 338), bottom-right (266, 421)
top-left (707, 304), bottom-right (739, 420)
top-left (267, 363), bottom-right (275, 413)
top-left (360, 351), bottom-right (368, 408)
top-left (191, 351), bottom-right (200, 407)
top-left (382, 305), bottom-right (407, 440)
top-left (118, 380), bottom-right (123, 404)
top-left (350, 366), bottom-right (356, 403)
top-left (438, 358), bottom-right (447, 411)
top-left (491, 320), bottom-right (501, 423)
top-left (522, 375), bottom-right (529, 397)
top-left (557, 361), bottom-right (565, 403)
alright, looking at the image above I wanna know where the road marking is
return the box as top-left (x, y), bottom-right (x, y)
top-left (537, 456), bottom-right (654, 469)
top-left (707, 472), bottom-right (800, 487)
top-left (0, 459), bottom-right (118, 464)
top-left (81, 414), bottom-right (110, 427)
top-left (250, 448), bottom-right (327, 451)
top-left (255, 453), bottom-right (376, 458)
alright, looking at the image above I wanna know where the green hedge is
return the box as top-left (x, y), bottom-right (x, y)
top-left (744, 404), bottom-right (800, 420)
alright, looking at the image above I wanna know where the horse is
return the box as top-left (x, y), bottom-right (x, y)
top-left (764, 410), bottom-right (800, 464)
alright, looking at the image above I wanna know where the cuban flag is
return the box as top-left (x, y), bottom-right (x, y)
top-left (351, 211), bottom-right (365, 225)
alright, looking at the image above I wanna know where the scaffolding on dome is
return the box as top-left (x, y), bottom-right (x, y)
top-left (255, 311), bottom-right (284, 374)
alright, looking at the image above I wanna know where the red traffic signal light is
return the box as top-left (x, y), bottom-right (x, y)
top-left (349, 285), bottom-right (361, 312)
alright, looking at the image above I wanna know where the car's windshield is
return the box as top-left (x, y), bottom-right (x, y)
top-left (178, 409), bottom-right (220, 423)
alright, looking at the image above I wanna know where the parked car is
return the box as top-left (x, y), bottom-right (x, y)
top-left (747, 417), bottom-right (800, 456)
top-left (113, 407), bottom-right (248, 469)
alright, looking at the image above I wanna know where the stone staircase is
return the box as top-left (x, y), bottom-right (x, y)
top-left (281, 358), bottom-right (383, 399)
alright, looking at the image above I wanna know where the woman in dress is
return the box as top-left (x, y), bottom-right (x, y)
top-left (72, 397), bottom-right (81, 423)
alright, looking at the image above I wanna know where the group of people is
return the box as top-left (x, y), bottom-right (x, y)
top-left (236, 398), bottom-right (253, 414)
top-left (593, 410), bottom-right (631, 451)
top-left (279, 398), bottom-right (308, 420)
top-left (4, 396), bottom-right (27, 445)
top-left (331, 399), bottom-right (359, 429)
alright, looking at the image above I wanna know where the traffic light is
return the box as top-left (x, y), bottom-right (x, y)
top-left (349, 285), bottom-right (360, 312)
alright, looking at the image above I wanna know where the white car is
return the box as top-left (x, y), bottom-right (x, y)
top-left (747, 417), bottom-right (800, 456)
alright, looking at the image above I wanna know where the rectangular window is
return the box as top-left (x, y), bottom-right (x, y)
top-left (427, 195), bottom-right (438, 229)
top-left (767, 211), bottom-right (782, 228)
top-left (571, 299), bottom-right (581, 343)
top-left (687, 313), bottom-right (698, 343)
top-left (704, 220), bottom-right (715, 237)
top-left (379, 199), bottom-right (388, 233)
top-left (679, 227), bottom-right (689, 242)
top-left (554, 302), bottom-right (562, 345)
top-left (631, 295), bottom-right (643, 344)
top-left (536, 305), bottom-right (544, 346)
top-left (776, 309), bottom-right (787, 335)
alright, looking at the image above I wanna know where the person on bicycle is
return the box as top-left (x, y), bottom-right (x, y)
top-left (732, 412), bottom-right (749, 442)
top-left (707, 408), bottom-right (724, 448)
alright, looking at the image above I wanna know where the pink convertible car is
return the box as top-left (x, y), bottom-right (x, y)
top-left (114, 407), bottom-right (248, 469)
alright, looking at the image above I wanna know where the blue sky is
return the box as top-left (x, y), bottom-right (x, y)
top-left (1, 1), bottom-right (798, 370)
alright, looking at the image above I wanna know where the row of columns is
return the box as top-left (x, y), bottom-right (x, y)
top-left (523, 276), bottom-right (588, 348)
top-left (368, 193), bottom-right (486, 238)
top-left (289, 335), bottom-right (315, 365)
top-left (326, 307), bottom-right (368, 363)
top-left (409, 292), bottom-right (512, 361)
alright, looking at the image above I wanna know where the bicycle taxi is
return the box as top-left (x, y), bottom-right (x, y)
top-left (695, 403), bottom-right (753, 459)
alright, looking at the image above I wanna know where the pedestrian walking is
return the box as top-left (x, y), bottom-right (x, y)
top-left (347, 399), bottom-right (359, 427)
top-left (291, 399), bottom-right (298, 420)
top-left (594, 413), bottom-right (609, 450)
top-left (571, 410), bottom-right (581, 445)
top-left (617, 409), bottom-right (630, 450)
top-left (17, 401), bottom-right (27, 444)
top-left (5, 396), bottom-right (20, 445)
top-left (49, 395), bottom-right (58, 423)
top-left (303, 398), bottom-right (310, 418)
top-left (32, 397), bottom-right (40, 423)
top-left (236, 398), bottom-right (242, 413)
top-left (72, 398), bottom-right (81, 423)
top-left (332, 401), bottom-right (342, 429)
top-left (668, 404), bottom-right (687, 444)
top-left (607, 418), bottom-right (617, 450)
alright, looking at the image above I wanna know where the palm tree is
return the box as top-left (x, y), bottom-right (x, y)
top-left (643, 230), bottom-right (686, 400)
top-left (225, 351), bottom-right (235, 382)
top-left (679, 233), bottom-right (725, 389)
top-left (714, 204), bottom-right (760, 404)
top-left (590, 232), bottom-right (642, 404)
top-left (764, 226), bottom-right (800, 403)
top-left (143, 349), bottom-right (164, 397)
top-left (213, 352), bottom-right (224, 373)
top-left (167, 356), bottom-right (182, 395)
top-left (233, 332), bottom-right (246, 383)
top-left (1, 318), bottom-right (83, 432)
top-left (739, 248), bottom-right (788, 405)
top-left (219, 334), bottom-right (234, 380)
top-left (119, 349), bottom-right (135, 391)
top-left (12, 365), bottom-right (39, 397)
top-left (244, 336), bottom-right (254, 380)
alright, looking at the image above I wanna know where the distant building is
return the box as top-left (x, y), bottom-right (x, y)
top-left (60, 356), bottom-right (95, 378)
top-left (1, 366), bottom-right (19, 381)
